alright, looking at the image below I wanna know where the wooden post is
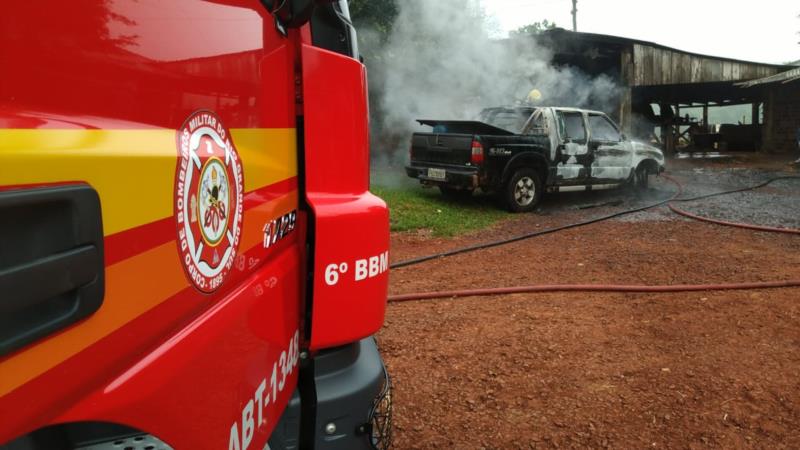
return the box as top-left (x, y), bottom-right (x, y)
top-left (763, 90), bottom-right (775, 152)
top-left (751, 102), bottom-right (759, 126)
top-left (619, 48), bottom-right (634, 135)
top-left (674, 104), bottom-right (680, 152)
top-left (572, 0), bottom-right (577, 31)
top-left (751, 102), bottom-right (760, 151)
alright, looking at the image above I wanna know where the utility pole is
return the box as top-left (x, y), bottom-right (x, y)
top-left (571, 0), bottom-right (578, 32)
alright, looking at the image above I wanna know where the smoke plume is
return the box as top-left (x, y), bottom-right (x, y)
top-left (364, 0), bottom-right (621, 182)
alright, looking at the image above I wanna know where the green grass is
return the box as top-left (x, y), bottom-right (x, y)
top-left (371, 185), bottom-right (509, 236)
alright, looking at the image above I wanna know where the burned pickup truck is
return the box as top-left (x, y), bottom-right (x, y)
top-left (406, 107), bottom-right (665, 212)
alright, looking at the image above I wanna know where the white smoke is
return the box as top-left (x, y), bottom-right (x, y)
top-left (365, 0), bottom-right (621, 177)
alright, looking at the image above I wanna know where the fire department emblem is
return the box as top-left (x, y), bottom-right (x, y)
top-left (175, 111), bottom-right (244, 293)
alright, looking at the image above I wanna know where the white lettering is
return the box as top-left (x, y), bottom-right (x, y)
top-left (263, 211), bottom-right (298, 249)
top-left (352, 251), bottom-right (390, 283)
top-left (227, 329), bottom-right (300, 450)
top-left (242, 400), bottom-right (254, 450)
top-left (355, 259), bottom-right (368, 281)
top-left (380, 251), bottom-right (389, 273)
top-left (255, 379), bottom-right (266, 426)
top-left (228, 423), bottom-right (241, 450)
top-left (369, 256), bottom-right (379, 277)
top-left (325, 264), bottom-right (339, 286)
top-left (278, 351), bottom-right (287, 391)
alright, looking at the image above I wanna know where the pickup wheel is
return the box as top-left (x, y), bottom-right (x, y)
top-left (503, 168), bottom-right (541, 213)
top-left (631, 165), bottom-right (650, 190)
top-left (439, 186), bottom-right (473, 200)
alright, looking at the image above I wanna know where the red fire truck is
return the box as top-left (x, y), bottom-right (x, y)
top-left (0, 1), bottom-right (391, 449)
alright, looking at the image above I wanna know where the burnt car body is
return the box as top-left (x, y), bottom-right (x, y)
top-left (406, 106), bottom-right (666, 212)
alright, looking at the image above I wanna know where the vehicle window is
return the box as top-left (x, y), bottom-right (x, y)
top-left (556, 112), bottom-right (566, 137)
top-left (479, 109), bottom-right (528, 133)
top-left (524, 110), bottom-right (546, 135)
top-left (558, 112), bottom-right (586, 143)
top-left (588, 115), bottom-right (621, 142)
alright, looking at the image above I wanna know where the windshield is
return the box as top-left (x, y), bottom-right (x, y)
top-left (478, 108), bottom-right (531, 133)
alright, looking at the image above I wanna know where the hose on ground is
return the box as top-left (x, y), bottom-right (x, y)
top-left (388, 280), bottom-right (800, 303)
top-left (390, 174), bottom-right (683, 269)
top-left (671, 175), bottom-right (800, 203)
top-left (388, 174), bottom-right (800, 303)
top-left (391, 174), bottom-right (800, 270)
top-left (668, 203), bottom-right (800, 235)
top-left (668, 175), bottom-right (800, 235)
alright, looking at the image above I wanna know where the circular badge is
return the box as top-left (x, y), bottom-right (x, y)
top-left (175, 111), bottom-right (244, 293)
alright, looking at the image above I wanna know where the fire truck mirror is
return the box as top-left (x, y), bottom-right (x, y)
top-left (261, 0), bottom-right (319, 30)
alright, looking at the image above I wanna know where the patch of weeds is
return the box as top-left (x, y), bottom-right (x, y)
top-left (371, 186), bottom-right (508, 236)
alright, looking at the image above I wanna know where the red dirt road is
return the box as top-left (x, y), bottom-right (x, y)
top-left (381, 213), bottom-right (800, 448)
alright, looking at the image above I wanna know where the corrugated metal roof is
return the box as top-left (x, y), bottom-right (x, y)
top-left (541, 29), bottom-right (791, 70)
top-left (736, 67), bottom-right (800, 87)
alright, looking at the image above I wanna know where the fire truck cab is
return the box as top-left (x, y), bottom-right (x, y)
top-left (0, 1), bottom-right (391, 449)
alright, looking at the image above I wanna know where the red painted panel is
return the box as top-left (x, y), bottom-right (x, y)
top-left (59, 245), bottom-right (304, 449)
top-left (0, 230), bottom-right (303, 446)
top-left (0, 1), bottom-right (303, 448)
top-left (0, 0), bottom-right (294, 130)
top-left (301, 44), bottom-right (390, 350)
top-left (301, 44), bottom-right (370, 194)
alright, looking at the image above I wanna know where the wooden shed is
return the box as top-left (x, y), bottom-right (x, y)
top-left (539, 29), bottom-right (794, 153)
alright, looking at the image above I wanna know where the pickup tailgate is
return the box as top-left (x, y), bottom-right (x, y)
top-left (411, 132), bottom-right (474, 165)
top-left (411, 119), bottom-right (515, 166)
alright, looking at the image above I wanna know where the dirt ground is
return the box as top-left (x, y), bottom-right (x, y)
top-left (379, 156), bottom-right (800, 449)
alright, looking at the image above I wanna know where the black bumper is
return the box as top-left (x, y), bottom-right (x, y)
top-left (405, 164), bottom-right (479, 189)
top-left (269, 337), bottom-right (390, 450)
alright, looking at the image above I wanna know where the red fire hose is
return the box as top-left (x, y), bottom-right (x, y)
top-left (388, 174), bottom-right (800, 303)
top-left (666, 174), bottom-right (800, 235)
top-left (668, 203), bottom-right (800, 235)
top-left (388, 280), bottom-right (800, 303)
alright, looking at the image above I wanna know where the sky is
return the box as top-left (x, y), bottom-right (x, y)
top-left (482, 0), bottom-right (800, 64)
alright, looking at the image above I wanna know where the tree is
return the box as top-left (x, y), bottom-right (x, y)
top-left (510, 20), bottom-right (557, 37)
top-left (348, 0), bottom-right (398, 44)
top-left (345, 0), bottom-right (401, 164)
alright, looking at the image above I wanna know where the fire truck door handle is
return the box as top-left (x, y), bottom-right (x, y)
top-left (0, 184), bottom-right (105, 357)
top-left (0, 245), bottom-right (99, 313)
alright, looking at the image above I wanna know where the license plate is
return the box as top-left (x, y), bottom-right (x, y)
top-left (427, 168), bottom-right (446, 180)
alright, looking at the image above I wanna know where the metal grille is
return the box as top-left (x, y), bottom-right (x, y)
top-left (76, 434), bottom-right (172, 450)
top-left (368, 368), bottom-right (393, 450)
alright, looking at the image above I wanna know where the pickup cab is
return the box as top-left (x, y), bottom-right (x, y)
top-left (405, 106), bottom-right (666, 212)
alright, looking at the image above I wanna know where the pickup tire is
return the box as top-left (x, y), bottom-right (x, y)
top-left (631, 165), bottom-right (650, 191)
top-left (503, 168), bottom-right (542, 213)
top-left (439, 186), bottom-right (473, 200)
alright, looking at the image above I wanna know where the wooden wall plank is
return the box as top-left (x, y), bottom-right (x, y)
top-left (629, 44), bottom-right (783, 86)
